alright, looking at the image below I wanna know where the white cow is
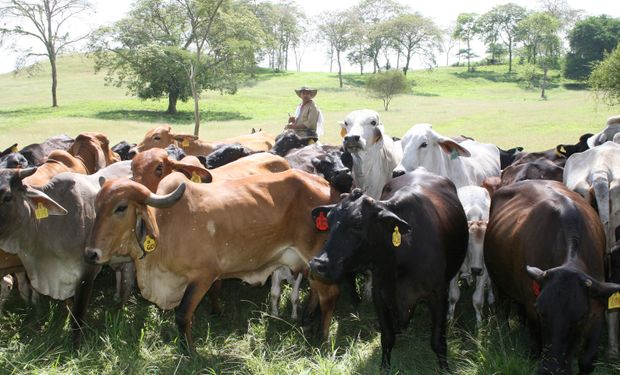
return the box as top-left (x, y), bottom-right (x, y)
top-left (448, 186), bottom-right (494, 323)
top-left (340, 109), bottom-right (402, 199)
top-left (564, 141), bottom-right (620, 357)
top-left (587, 115), bottom-right (620, 148)
top-left (394, 124), bottom-right (500, 188)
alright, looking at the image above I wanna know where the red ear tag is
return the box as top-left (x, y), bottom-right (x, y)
top-left (532, 280), bottom-right (541, 297)
top-left (315, 211), bottom-right (328, 231)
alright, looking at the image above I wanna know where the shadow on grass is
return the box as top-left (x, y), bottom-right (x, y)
top-left (241, 68), bottom-right (294, 88)
top-left (452, 69), bottom-right (521, 83)
top-left (562, 82), bottom-right (589, 91)
top-left (92, 109), bottom-right (251, 124)
top-left (412, 91), bottom-right (439, 97)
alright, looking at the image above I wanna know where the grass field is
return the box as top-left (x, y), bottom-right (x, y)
top-left (1, 55), bottom-right (620, 374)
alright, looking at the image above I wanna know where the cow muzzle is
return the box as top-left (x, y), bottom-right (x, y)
top-left (471, 267), bottom-right (483, 277)
top-left (309, 256), bottom-right (339, 283)
top-left (343, 135), bottom-right (363, 152)
top-left (392, 168), bottom-right (406, 178)
top-left (84, 247), bottom-right (102, 264)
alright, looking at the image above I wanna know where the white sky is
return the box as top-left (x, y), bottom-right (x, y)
top-left (0, 0), bottom-right (619, 74)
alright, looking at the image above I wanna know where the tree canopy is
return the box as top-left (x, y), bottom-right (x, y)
top-left (590, 43), bottom-right (620, 106)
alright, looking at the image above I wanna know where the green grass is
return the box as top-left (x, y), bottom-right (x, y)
top-left (1, 55), bottom-right (620, 374)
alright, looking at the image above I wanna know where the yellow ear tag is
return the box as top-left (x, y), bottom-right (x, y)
top-left (340, 128), bottom-right (347, 138)
top-left (191, 171), bottom-right (202, 183)
top-left (609, 292), bottom-right (620, 309)
top-left (35, 202), bottom-right (49, 220)
top-left (308, 139), bottom-right (316, 145)
top-left (11, 146), bottom-right (18, 153)
top-left (392, 226), bottom-right (401, 247)
top-left (143, 235), bottom-right (157, 253)
top-left (182, 138), bottom-right (190, 148)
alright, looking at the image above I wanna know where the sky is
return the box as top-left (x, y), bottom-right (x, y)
top-left (0, 0), bottom-right (619, 74)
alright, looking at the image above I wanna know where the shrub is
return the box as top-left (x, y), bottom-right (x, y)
top-left (365, 70), bottom-right (411, 111)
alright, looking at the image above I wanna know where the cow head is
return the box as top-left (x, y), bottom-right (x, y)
top-left (311, 153), bottom-right (353, 194)
top-left (131, 148), bottom-right (212, 192)
top-left (0, 152), bottom-right (29, 169)
top-left (137, 125), bottom-right (198, 152)
top-left (393, 124), bottom-right (471, 177)
top-left (309, 189), bottom-right (410, 282)
top-left (526, 265), bottom-right (620, 374)
top-left (467, 220), bottom-right (487, 276)
top-left (204, 143), bottom-right (253, 169)
top-left (112, 141), bottom-right (137, 160)
top-left (67, 132), bottom-right (119, 173)
top-left (85, 178), bottom-right (186, 264)
top-left (341, 110), bottom-right (386, 153)
top-left (555, 133), bottom-right (592, 158)
top-left (0, 168), bottom-right (67, 236)
top-left (271, 130), bottom-right (318, 156)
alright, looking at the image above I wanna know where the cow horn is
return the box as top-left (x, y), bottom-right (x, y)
top-left (17, 167), bottom-right (37, 179)
top-left (145, 182), bottom-right (186, 208)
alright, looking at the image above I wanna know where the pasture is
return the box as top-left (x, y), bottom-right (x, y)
top-left (0, 55), bottom-right (619, 374)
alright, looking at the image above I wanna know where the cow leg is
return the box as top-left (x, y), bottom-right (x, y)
top-left (270, 268), bottom-right (283, 317)
top-left (15, 272), bottom-right (33, 303)
top-left (119, 262), bottom-right (136, 305)
top-left (290, 272), bottom-right (303, 320)
top-left (301, 287), bottom-right (320, 332)
top-left (429, 289), bottom-right (449, 371)
top-left (208, 280), bottom-right (222, 316)
top-left (70, 265), bottom-right (99, 348)
top-left (606, 310), bottom-right (619, 358)
top-left (447, 274), bottom-right (460, 321)
top-left (113, 268), bottom-right (122, 303)
top-left (175, 280), bottom-right (211, 352)
top-left (309, 279), bottom-right (340, 340)
top-left (363, 270), bottom-right (373, 300)
top-left (472, 274), bottom-right (486, 324)
top-left (0, 275), bottom-right (13, 315)
top-left (578, 318), bottom-right (604, 375)
top-left (371, 277), bottom-right (396, 370)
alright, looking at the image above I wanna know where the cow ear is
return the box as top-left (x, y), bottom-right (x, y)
top-left (377, 209), bottom-right (410, 235)
top-left (172, 134), bottom-right (199, 142)
top-left (312, 205), bottom-right (334, 231)
top-left (169, 160), bottom-right (212, 183)
top-left (135, 205), bottom-right (160, 253)
top-left (555, 145), bottom-right (567, 156)
top-left (438, 138), bottom-right (471, 158)
top-left (525, 266), bottom-right (547, 282)
top-left (372, 127), bottom-right (383, 145)
top-left (24, 188), bottom-right (68, 217)
top-left (581, 274), bottom-right (620, 300)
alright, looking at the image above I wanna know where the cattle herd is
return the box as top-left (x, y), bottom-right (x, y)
top-left (1, 112), bottom-right (620, 373)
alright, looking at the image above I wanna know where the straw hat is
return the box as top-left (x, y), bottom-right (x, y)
top-left (295, 86), bottom-right (318, 99)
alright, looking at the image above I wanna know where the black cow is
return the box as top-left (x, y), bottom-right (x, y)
top-left (111, 141), bottom-right (137, 160)
top-left (485, 180), bottom-right (620, 375)
top-left (555, 133), bottom-right (592, 158)
top-left (201, 143), bottom-right (254, 169)
top-left (285, 144), bottom-right (352, 194)
top-left (0, 152), bottom-right (29, 169)
top-left (499, 157), bottom-right (563, 187)
top-left (19, 134), bottom-right (74, 166)
top-left (309, 169), bottom-right (468, 370)
top-left (165, 144), bottom-right (187, 161)
top-left (498, 146), bottom-right (524, 169)
top-left (270, 130), bottom-right (318, 156)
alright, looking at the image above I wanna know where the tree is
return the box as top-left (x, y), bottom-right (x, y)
top-left (441, 23), bottom-right (456, 66)
top-left (318, 10), bottom-right (354, 88)
top-left (516, 12), bottom-right (562, 99)
top-left (453, 13), bottom-right (479, 72)
top-left (366, 70), bottom-right (410, 111)
top-left (0, 0), bottom-right (93, 107)
top-left (346, 15), bottom-right (369, 75)
top-left (477, 3), bottom-right (527, 72)
top-left (380, 13), bottom-right (442, 75)
top-left (590, 44), bottom-right (620, 106)
top-left (564, 15), bottom-right (620, 81)
top-left (537, 0), bottom-right (583, 35)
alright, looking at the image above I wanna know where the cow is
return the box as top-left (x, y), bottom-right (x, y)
top-left (498, 146), bottom-right (524, 169)
top-left (484, 180), bottom-right (620, 375)
top-left (112, 141), bottom-right (137, 160)
top-left (482, 176), bottom-right (501, 197)
top-left (499, 157), bottom-right (564, 187)
top-left (135, 125), bottom-right (275, 155)
top-left (393, 124), bottom-right (500, 189)
top-left (0, 161), bottom-right (132, 346)
top-left (270, 130), bottom-right (318, 156)
top-left (18, 134), bottom-right (74, 166)
top-left (340, 109), bottom-right (402, 199)
top-left (285, 144), bottom-right (353, 194)
top-left (200, 143), bottom-right (254, 169)
top-left (509, 148), bottom-right (566, 167)
top-left (563, 141), bottom-right (620, 357)
top-left (0, 152), bottom-right (29, 169)
top-left (308, 169), bottom-right (468, 370)
top-left (448, 186), bottom-right (493, 324)
top-left (556, 133), bottom-right (593, 158)
top-left (587, 115), bottom-right (620, 148)
top-left (84, 168), bottom-right (338, 350)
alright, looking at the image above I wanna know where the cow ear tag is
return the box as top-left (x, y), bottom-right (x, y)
top-left (450, 149), bottom-right (459, 160)
top-left (35, 202), bottom-right (49, 220)
top-left (340, 128), bottom-right (347, 138)
top-left (392, 226), bottom-right (401, 247)
top-left (182, 137), bottom-right (191, 148)
top-left (315, 211), bottom-right (328, 231)
top-left (308, 139), bottom-right (316, 145)
top-left (532, 280), bottom-right (541, 297)
top-left (609, 292), bottom-right (620, 310)
top-left (143, 235), bottom-right (157, 253)
top-left (191, 171), bottom-right (202, 183)
top-left (11, 145), bottom-right (18, 153)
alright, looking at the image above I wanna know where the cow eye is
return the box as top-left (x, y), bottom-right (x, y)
top-left (371, 120), bottom-right (377, 126)
top-left (153, 135), bottom-right (161, 141)
top-left (114, 204), bottom-right (127, 214)
top-left (2, 194), bottom-right (11, 203)
top-left (344, 121), bottom-right (349, 127)
top-left (420, 142), bottom-right (428, 148)
top-left (155, 164), bottom-right (164, 177)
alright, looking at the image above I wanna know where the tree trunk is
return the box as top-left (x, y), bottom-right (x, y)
top-left (508, 37), bottom-right (513, 73)
top-left (466, 40), bottom-right (471, 72)
top-left (50, 53), bottom-right (58, 107)
top-left (188, 64), bottom-right (201, 136)
top-left (541, 64), bottom-right (548, 99)
top-left (337, 49), bottom-right (343, 88)
top-left (167, 92), bottom-right (178, 114)
top-left (403, 52), bottom-right (411, 76)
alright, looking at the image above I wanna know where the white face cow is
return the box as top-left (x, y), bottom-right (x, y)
top-left (341, 109), bottom-right (385, 153)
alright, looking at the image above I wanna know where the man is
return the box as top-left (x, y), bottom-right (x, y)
top-left (286, 86), bottom-right (323, 138)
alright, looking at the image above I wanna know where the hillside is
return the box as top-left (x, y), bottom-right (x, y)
top-left (0, 54), bottom-right (617, 150)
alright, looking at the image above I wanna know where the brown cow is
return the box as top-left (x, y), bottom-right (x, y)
top-left (136, 125), bottom-right (275, 155)
top-left (485, 180), bottom-right (620, 375)
top-left (84, 169), bottom-right (338, 350)
top-left (499, 157), bottom-right (564, 187)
